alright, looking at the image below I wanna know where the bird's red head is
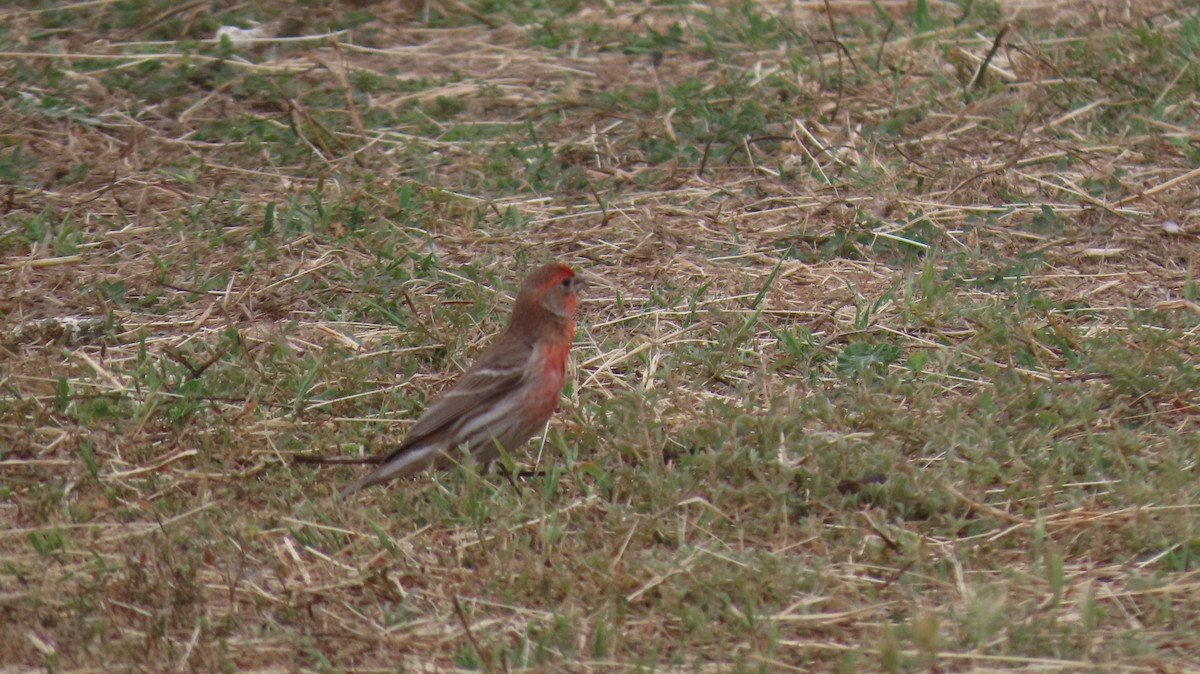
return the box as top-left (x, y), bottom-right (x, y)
top-left (512, 263), bottom-right (584, 327)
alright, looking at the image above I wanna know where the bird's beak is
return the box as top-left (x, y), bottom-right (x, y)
top-left (574, 271), bottom-right (607, 294)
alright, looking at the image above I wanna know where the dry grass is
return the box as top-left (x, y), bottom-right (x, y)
top-left (2, 0), bottom-right (1198, 671)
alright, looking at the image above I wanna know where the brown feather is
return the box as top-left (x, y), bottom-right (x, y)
top-left (375, 337), bottom-right (532, 463)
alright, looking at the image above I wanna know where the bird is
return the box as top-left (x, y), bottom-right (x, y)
top-left (339, 263), bottom-right (584, 497)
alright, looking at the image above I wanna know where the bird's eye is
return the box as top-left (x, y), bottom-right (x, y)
top-left (561, 277), bottom-right (572, 288)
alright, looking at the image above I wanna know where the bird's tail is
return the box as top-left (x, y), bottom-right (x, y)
top-left (293, 455), bottom-right (383, 465)
top-left (337, 442), bottom-right (443, 499)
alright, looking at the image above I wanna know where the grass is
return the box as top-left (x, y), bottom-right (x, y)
top-left (2, 0), bottom-right (1199, 671)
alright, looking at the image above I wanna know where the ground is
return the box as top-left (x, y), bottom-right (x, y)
top-left (1, 0), bottom-right (1198, 671)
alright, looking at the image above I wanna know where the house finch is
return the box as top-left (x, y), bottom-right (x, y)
top-left (339, 263), bottom-right (583, 497)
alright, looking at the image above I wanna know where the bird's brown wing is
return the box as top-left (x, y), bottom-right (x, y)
top-left (384, 336), bottom-right (532, 455)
